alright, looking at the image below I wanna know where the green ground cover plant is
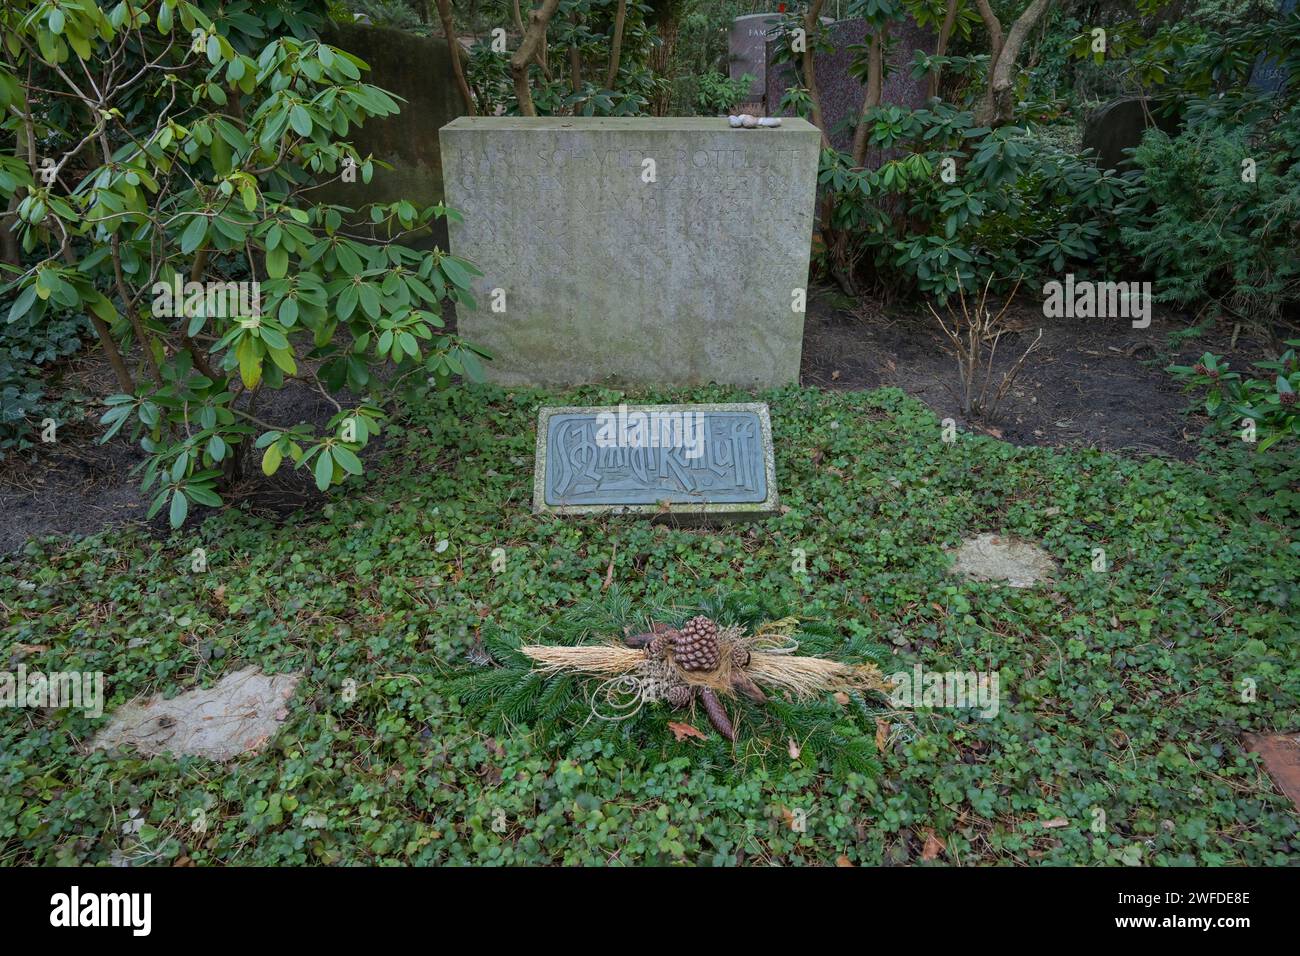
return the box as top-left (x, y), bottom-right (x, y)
top-left (2, 385), bottom-right (1296, 865)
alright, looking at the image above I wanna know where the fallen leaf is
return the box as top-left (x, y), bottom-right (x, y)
top-left (835, 854), bottom-right (853, 867)
top-left (667, 721), bottom-right (708, 742)
top-left (921, 830), bottom-right (945, 861)
top-left (787, 737), bottom-right (801, 760)
top-left (1041, 817), bottom-right (1070, 829)
top-left (10, 643), bottom-right (49, 658)
top-left (833, 691), bottom-right (850, 706)
top-left (875, 718), bottom-right (890, 751)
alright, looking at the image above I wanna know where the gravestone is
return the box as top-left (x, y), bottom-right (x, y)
top-left (729, 14), bottom-right (781, 102)
top-left (1248, 0), bottom-right (1296, 94)
top-left (439, 116), bottom-right (821, 387)
top-left (317, 21), bottom-right (466, 246)
top-left (533, 402), bottom-right (779, 520)
top-left (1081, 96), bottom-right (1182, 172)
top-left (764, 17), bottom-right (935, 157)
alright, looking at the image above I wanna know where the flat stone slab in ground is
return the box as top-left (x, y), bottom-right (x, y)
top-left (91, 666), bottom-right (302, 762)
top-left (947, 533), bottom-right (1057, 587)
top-left (533, 402), bottom-right (778, 520)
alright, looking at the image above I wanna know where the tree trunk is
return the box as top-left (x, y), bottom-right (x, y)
top-left (606, 0), bottom-right (627, 89)
top-left (929, 0), bottom-right (958, 100)
top-left (648, 0), bottom-right (686, 116)
top-left (0, 124), bottom-right (28, 268)
top-left (568, 11), bottom-right (583, 91)
top-left (850, 26), bottom-right (887, 167)
top-left (58, 246), bottom-right (134, 393)
top-left (974, 0), bottom-right (1054, 127)
top-left (799, 0), bottom-right (831, 147)
top-left (510, 0), bottom-right (562, 116)
top-left (433, 0), bottom-right (478, 116)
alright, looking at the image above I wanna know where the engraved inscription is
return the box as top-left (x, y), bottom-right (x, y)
top-left (544, 411), bottom-right (768, 506)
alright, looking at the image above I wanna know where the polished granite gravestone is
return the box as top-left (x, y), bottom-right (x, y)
top-left (533, 402), bottom-right (778, 520)
top-left (1248, 0), bottom-right (1296, 93)
top-left (440, 117), bottom-right (820, 387)
top-left (764, 17), bottom-right (935, 157)
top-left (729, 13), bottom-right (780, 101)
top-left (316, 21), bottom-right (465, 247)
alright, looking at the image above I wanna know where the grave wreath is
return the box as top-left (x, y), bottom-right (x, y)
top-left (452, 592), bottom-right (893, 773)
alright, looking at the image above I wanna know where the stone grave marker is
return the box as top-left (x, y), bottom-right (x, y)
top-left (1081, 96), bottom-right (1182, 172)
top-left (1248, 0), bottom-right (1296, 94)
top-left (533, 402), bottom-right (778, 520)
top-left (729, 13), bottom-right (781, 103)
top-left (440, 116), bottom-right (820, 387)
top-left (764, 17), bottom-right (935, 156)
top-left (317, 21), bottom-right (466, 248)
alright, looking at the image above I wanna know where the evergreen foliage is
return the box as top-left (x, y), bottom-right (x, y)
top-left (447, 587), bottom-right (890, 778)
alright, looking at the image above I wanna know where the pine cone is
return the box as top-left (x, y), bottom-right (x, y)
top-left (646, 633), bottom-right (673, 660)
top-left (665, 684), bottom-right (694, 708)
top-left (673, 616), bottom-right (721, 672)
top-left (730, 643), bottom-right (751, 668)
top-left (699, 688), bottom-right (736, 741)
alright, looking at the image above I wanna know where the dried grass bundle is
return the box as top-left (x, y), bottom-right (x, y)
top-left (520, 644), bottom-right (643, 676)
top-left (746, 652), bottom-right (891, 700)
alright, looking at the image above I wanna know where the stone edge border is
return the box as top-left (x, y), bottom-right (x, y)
top-left (532, 402), bottom-right (779, 520)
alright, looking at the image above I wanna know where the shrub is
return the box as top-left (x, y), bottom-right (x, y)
top-left (1170, 342), bottom-right (1300, 451)
top-left (816, 102), bottom-right (1132, 301)
top-left (1122, 111), bottom-right (1300, 324)
top-left (691, 70), bottom-right (756, 115)
top-left (0, 0), bottom-right (488, 526)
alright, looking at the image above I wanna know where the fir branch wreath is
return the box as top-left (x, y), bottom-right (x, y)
top-left (450, 590), bottom-right (895, 774)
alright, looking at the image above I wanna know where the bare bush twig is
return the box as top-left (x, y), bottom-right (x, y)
top-left (928, 275), bottom-right (1042, 422)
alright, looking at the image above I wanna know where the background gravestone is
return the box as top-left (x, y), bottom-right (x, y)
top-left (729, 13), bottom-right (781, 103)
top-left (1248, 0), bottom-right (1296, 93)
top-left (440, 116), bottom-right (821, 388)
top-left (318, 21), bottom-right (466, 246)
top-left (764, 17), bottom-right (935, 157)
top-left (1081, 96), bottom-right (1182, 172)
